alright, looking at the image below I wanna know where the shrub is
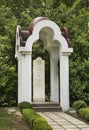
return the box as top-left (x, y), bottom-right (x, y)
top-left (72, 100), bottom-right (87, 112)
top-left (23, 108), bottom-right (40, 127)
top-left (23, 108), bottom-right (52, 130)
top-left (33, 122), bottom-right (52, 130)
top-left (18, 101), bottom-right (32, 109)
top-left (18, 102), bottom-right (32, 113)
top-left (79, 108), bottom-right (89, 121)
top-left (34, 117), bottom-right (47, 125)
top-left (33, 118), bottom-right (51, 130)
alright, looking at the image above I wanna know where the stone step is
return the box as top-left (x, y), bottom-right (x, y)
top-left (32, 102), bottom-right (62, 112)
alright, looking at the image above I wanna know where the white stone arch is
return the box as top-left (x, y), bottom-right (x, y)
top-left (15, 17), bottom-right (73, 111)
top-left (25, 20), bottom-right (68, 52)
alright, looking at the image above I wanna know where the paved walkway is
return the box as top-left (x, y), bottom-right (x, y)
top-left (38, 112), bottom-right (89, 130)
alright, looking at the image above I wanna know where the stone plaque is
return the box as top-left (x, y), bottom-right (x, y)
top-left (33, 57), bottom-right (45, 102)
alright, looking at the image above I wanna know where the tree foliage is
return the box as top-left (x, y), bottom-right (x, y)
top-left (0, 5), bottom-right (18, 106)
top-left (0, 0), bottom-right (89, 106)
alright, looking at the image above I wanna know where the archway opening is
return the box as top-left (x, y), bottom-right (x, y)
top-left (32, 39), bottom-right (50, 102)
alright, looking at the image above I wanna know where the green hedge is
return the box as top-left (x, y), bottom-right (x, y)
top-left (79, 108), bottom-right (89, 121)
top-left (23, 108), bottom-right (52, 130)
top-left (18, 101), bottom-right (32, 109)
top-left (18, 101), bottom-right (32, 113)
top-left (72, 100), bottom-right (87, 112)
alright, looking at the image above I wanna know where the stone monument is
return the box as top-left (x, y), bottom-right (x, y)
top-left (15, 17), bottom-right (73, 111)
top-left (33, 57), bottom-right (45, 102)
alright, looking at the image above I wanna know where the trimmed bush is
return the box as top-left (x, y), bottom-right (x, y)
top-left (23, 108), bottom-right (52, 130)
top-left (18, 102), bottom-right (32, 113)
top-left (18, 101), bottom-right (32, 109)
top-left (34, 117), bottom-right (47, 125)
top-left (23, 108), bottom-right (38, 127)
top-left (33, 122), bottom-right (52, 130)
top-left (33, 118), bottom-right (52, 130)
top-left (72, 100), bottom-right (87, 112)
top-left (79, 108), bottom-right (89, 121)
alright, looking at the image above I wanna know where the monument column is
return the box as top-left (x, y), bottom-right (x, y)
top-left (60, 52), bottom-right (70, 111)
top-left (18, 53), bottom-right (22, 103)
top-left (18, 51), bottom-right (32, 103)
top-left (25, 52), bottom-right (32, 102)
top-left (50, 55), bottom-right (59, 103)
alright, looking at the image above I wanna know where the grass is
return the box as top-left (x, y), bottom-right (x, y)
top-left (0, 108), bottom-right (19, 130)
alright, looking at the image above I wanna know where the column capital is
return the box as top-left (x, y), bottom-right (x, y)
top-left (19, 47), bottom-right (32, 55)
top-left (21, 51), bottom-right (32, 55)
top-left (62, 52), bottom-right (72, 56)
top-left (61, 48), bottom-right (73, 56)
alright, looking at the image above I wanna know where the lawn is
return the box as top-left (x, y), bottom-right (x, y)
top-left (0, 108), bottom-right (19, 130)
top-left (0, 107), bottom-right (31, 130)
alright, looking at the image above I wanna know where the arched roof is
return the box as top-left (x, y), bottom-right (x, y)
top-left (28, 17), bottom-right (49, 34)
top-left (18, 16), bottom-right (71, 47)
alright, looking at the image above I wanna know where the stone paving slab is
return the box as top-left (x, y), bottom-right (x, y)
top-left (38, 112), bottom-right (89, 130)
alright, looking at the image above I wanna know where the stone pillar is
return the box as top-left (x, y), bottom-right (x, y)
top-left (18, 54), bottom-right (22, 103)
top-left (18, 52), bottom-right (32, 103)
top-left (24, 53), bottom-right (32, 103)
top-left (50, 56), bottom-right (59, 103)
top-left (60, 52), bottom-right (70, 111)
